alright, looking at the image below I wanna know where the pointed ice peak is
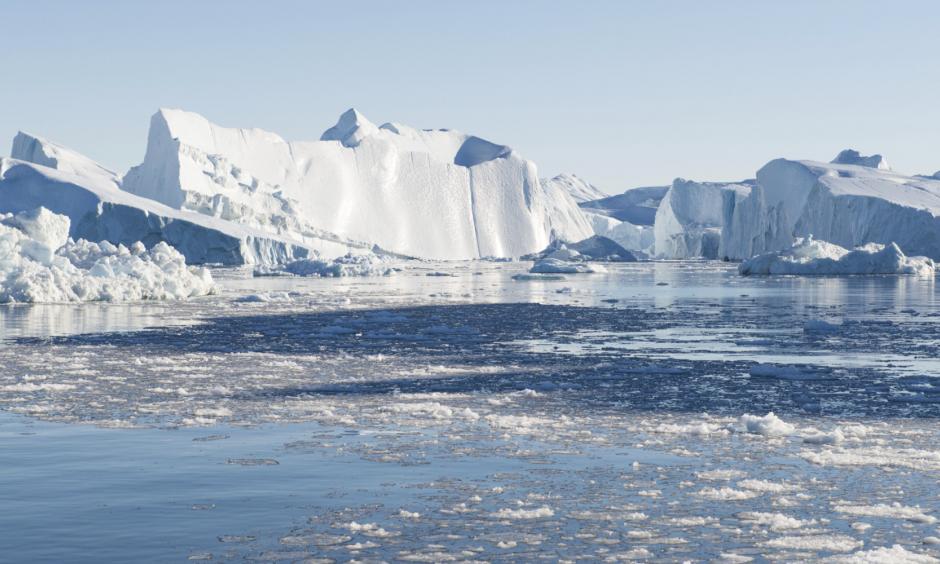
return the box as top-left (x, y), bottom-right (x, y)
top-left (321, 108), bottom-right (379, 147)
top-left (831, 149), bottom-right (890, 170)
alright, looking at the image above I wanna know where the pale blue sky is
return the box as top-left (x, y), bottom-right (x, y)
top-left (2, 1), bottom-right (939, 193)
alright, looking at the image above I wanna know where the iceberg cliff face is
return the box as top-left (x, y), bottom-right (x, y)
top-left (721, 151), bottom-right (940, 260)
top-left (122, 109), bottom-right (593, 260)
top-left (654, 178), bottom-right (752, 259)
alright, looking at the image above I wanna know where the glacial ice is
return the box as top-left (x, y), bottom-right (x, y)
top-left (121, 108), bottom-right (593, 260)
top-left (721, 151), bottom-right (940, 261)
top-left (0, 207), bottom-right (214, 303)
top-left (739, 236), bottom-right (935, 276)
top-left (2, 135), bottom-right (327, 265)
top-left (654, 178), bottom-right (752, 259)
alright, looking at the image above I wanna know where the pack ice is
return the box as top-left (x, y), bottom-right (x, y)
top-left (739, 236), bottom-right (935, 276)
top-left (721, 150), bottom-right (940, 261)
top-left (122, 108), bottom-right (594, 260)
top-left (0, 207), bottom-right (214, 303)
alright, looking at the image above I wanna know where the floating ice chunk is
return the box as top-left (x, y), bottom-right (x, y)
top-left (257, 253), bottom-right (394, 277)
top-left (695, 469), bottom-right (748, 481)
top-left (738, 479), bottom-right (800, 493)
top-left (803, 428), bottom-right (845, 445)
top-left (739, 237), bottom-right (935, 277)
top-left (0, 208), bottom-right (214, 303)
top-left (823, 544), bottom-right (940, 563)
top-left (235, 291), bottom-right (295, 303)
top-left (832, 502), bottom-right (937, 524)
top-left (737, 511), bottom-right (816, 531)
top-left (529, 258), bottom-right (606, 274)
top-left (491, 506), bottom-right (554, 519)
top-left (695, 487), bottom-right (759, 501)
top-left (738, 412), bottom-right (796, 437)
top-left (763, 534), bottom-right (862, 552)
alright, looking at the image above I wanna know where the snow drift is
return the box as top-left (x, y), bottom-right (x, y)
top-left (122, 108), bottom-right (593, 260)
top-left (721, 150), bottom-right (940, 261)
top-left (739, 236), bottom-right (935, 276)
top-left (0, 207), bottom-right (215, 303)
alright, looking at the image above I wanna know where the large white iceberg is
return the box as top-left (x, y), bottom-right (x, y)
top-left (721, 150), bottom-right (940, 261)
top-left (654, 178), bottom-right (752, 259)
top-left (0, 207), bottom-right (215, 303)
top-left (738, 236), bottom-right (935, 276)
top-left (2, 134), bottom-right (342, 265)
top-left (122, 108), bottom-right (593, 260)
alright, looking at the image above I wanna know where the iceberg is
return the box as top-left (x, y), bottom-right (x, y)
top-left (721, 150), bottom-right (940, 261)
top-left (122, 108), bottom-right (593, 260)
top-left (0, 207), bottom-right (215, 303)
top-left (654, 178), bottom-right (752, 259)
top-left (738, 236), bottom-right (935, 276)
top-left (2, 134), bottom-right (346, 265)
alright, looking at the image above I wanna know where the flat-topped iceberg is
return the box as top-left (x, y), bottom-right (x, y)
top-left (722, 150), bottom-right (940, 261)
top-left (0, 208), bottom-right (215, 303)
top-left (121, 108), bottom-right (593, 260)
top-left (739, 236), bottom-right (935, 277)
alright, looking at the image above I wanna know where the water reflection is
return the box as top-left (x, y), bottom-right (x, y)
top-left (0, 303), bottom-right (185, 342)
